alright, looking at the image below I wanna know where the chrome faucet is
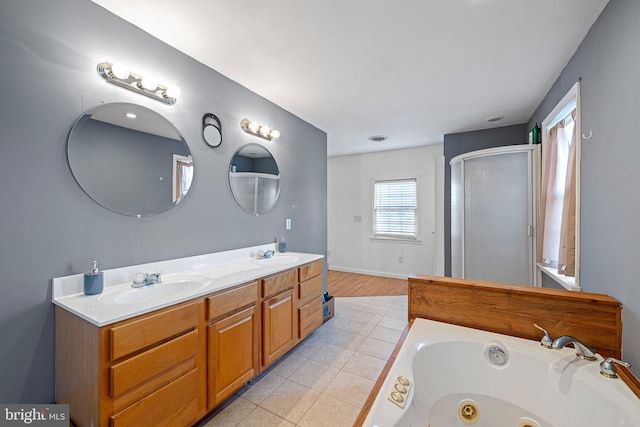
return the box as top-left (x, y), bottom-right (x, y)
top-left (131, 272), bottom-right (162, 288)
top-left (599, 357), bottom-right (631, 379)
top-left (551, 335), bottom-right (597, 361)
top-left (257, 249), bottom-right (275, 259)
top-left (533, 323), bottom-right (554, 349)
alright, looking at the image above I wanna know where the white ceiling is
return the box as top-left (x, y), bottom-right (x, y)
top-left (92, 0), bottom-right (609, 157)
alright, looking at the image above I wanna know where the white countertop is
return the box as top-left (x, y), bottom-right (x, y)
top-left (52, 244), bottom-right (324, 327)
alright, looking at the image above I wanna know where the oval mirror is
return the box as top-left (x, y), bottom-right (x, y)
top-left (67, 103), bottom-right (193, 217)
top-left (229, 143), bottom-right (280, 215)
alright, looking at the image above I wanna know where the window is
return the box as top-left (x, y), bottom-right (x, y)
top-left (373, 179), bottom-right (418, 240)
top-left (537, 82), bottom-right (580, 290)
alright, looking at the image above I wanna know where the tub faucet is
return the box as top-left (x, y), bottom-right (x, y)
top-left (131, 272), bottom-right (162, 288)
top-left (599, 357), bottom-right (631, 379)
top-left (551, 335), bottom-right (597, 361)
top-left (533, 323), bottom-right (553, 349)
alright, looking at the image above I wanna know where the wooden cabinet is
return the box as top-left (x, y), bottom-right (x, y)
top-left (262, 289), bottom-right (295, 367)
top-left (55, 301), bottom-right (200, 427)
top-left (296, 260), bottom-right (324, 341)
top-left (206, 282), bottom-right (258, 408)
top-left (56, 258), bottom-right (324, 427)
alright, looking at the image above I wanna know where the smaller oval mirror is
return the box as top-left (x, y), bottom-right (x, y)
top-left (67, 103), bottom-right (193, 217)
top-left (229, 144), bottom-right (280, 215)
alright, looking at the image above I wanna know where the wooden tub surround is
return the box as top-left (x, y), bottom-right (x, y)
top-left (355, 275), bottom-right (640, 426)
top-left (409, 275), bottom-right (622, 359)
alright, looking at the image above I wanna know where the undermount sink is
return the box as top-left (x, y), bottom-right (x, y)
top-left (256, 254), bottom-right (301, 266)
top-left (100, 276), bottom-right (211, 305)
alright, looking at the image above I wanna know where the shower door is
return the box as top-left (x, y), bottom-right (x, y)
top-left (451, 145), bottom-right (536, 286)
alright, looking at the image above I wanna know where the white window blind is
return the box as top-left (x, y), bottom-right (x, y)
top-left (373, 179), bottom-right (417, 239)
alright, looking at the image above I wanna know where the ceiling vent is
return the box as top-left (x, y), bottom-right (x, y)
top-left (368, 135), bottom-right (388, 142)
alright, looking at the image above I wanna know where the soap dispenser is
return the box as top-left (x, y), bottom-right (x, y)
top-left (278, 237), bottom-right (287, 253)
top-left (84, 261), bottom-right (104, 295)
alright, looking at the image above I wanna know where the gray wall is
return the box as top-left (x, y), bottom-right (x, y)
top-left (528, 0), bottom-right (640, 374)
top-left (443, 124), bottom-right (527, 276)
top-left (0, 0), bottom-right (327, 403)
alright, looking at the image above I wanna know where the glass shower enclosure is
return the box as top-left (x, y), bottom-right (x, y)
top-left (451, 145), bottom-right (537, 286)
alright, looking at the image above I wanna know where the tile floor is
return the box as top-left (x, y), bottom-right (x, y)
top-left (199, 295), bottom-right (408, 427)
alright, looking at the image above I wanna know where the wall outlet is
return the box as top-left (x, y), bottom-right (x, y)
top-left (286, 218), bottom-right (292, 230)
top-left (398, 257), bottom-right (404, 264)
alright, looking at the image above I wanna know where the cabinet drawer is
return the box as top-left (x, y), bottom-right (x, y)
top-left (299, 297), bottom-right (323, 339)
top-left (110, 302), bottom-right (198, 361)
top-left (262, 269), bottom-right (296, 299)
top-left (298, 274), bottom-right (322, 305)
top-left (299, 260), bottom-right (322, 282)
top-left (111, 368), bottom-right (198, 427)
top-left (110, 330), bottom-right (198, 398)
top-left (207, 281), bottom-right (257, 321)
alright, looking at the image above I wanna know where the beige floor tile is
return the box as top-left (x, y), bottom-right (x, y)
top-left (340, 319), bottom-right (376, 337)
top-left (325, 330), bottom-right (366, 351)
top-left (369, 296), bottom-right (397, 307)
top-left (293, 336), bottom-right (327, 358)
top-left (310, 324), bottom-right (339, 343)
top-left (297, 395), bottom-right (361, 427)
top-left (334, 306), bottom-right (360, 320)
top-left (322, 371), bottom-right (375, 408)
top-left (358, 313), bottom-right (383, 325)
top-left (357, 336), bottom-right (396, 360)
top-left (259, 379), bottom-right (320, 423)
top-left (344, 296), bottom-right (374, 304)
top-left (317, 316), bottom-right (342, 333)
top-left (360, 304), bottom-right (390, 316)
top-left (308, 343), bottom-right (354, 370)
top-left (391, 296), bottom-right (408, 309)
top-left (342, 352), bottom-right (387, 381)
top-left (288, 359), bottom-right (340, 391)
top-left (377, 315), bottom-right (408, 331)
top-left (385, 307), bottom-right (408, 320)
top-left (201, 396), bottom-right (255, 427)
top-left (335, 300), bottom-right (366, 312)
top-left (237, 407), bottom-right (295, 427)
top-left (368, 325), bottom-right (403, 344)
top-left (269, 352), bottom-right (308, 379)
top-left (322, 316), bottom-right (351, 331)
top-left (240, 371), bottom-right (286, 404)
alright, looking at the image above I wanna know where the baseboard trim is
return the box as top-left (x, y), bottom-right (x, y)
top-left (328, 266), bottom-right (408, 280)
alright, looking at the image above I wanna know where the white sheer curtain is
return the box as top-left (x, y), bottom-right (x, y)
top-left (538, 110), bottom-right (576, 277)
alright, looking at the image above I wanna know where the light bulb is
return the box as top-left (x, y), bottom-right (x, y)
top-left (259, 125), bottom-right (271, 136)
top-left (270, 130), bottom-right (280, 139)
top-left (140, 76), bottom-right (158, 91)
top-left (165, 85), bottom-right (181, 99)
top-left (248, 121), bottom-right (260, 133)
top-left (110, 63), bottom-right (130, 79)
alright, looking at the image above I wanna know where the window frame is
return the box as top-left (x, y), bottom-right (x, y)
top-left (371, 178), bottom-right (419, 242)
top-left (537, 81), bottom-right (581, 291)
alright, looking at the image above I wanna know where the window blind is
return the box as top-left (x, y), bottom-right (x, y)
top-left (373, 179), bottom-right (417, 239)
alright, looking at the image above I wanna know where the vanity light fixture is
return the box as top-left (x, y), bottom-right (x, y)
top-left (240, 118), bottom-right (280, 141)
top-left (97, 62), bottom-right (180, 105)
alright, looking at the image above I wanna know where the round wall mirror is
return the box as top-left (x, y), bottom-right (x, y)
top-left (67, 103), bottom-right (194, 217)
top-left (229, 143), bottom-right (280, 215)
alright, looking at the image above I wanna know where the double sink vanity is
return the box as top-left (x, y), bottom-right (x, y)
top-left (53, 244), bottom-right (324, 427)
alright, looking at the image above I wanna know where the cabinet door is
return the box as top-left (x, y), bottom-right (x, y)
top-left (208, 305), bottom-right (258, 408)
top-left (262, 289), bottom-right (295, 367)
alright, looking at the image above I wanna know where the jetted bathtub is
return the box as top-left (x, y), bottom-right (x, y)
top-left (364, 318), bottom-right (640, 427)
